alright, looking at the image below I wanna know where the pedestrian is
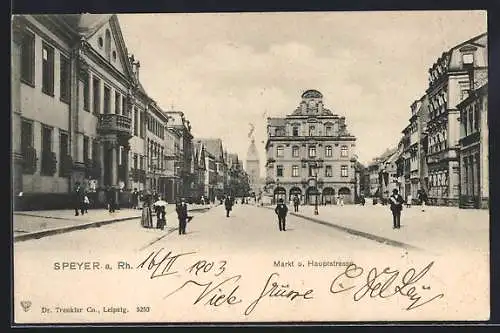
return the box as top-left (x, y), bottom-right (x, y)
top-left (176, 198), bottom-right (188, 235)
top-left (406, 194), bottom-right (412, 208)
top-left (132, 188), bottom-right (139, 209)
top-left (106, 186), bottom-right (116, 213)
top-left (224, 195), bottom-right (234, 217)
top-left (335, 194), bottom-right (340, 205)
top-left (418, 190), bottom-right (428, 212)
top-left (73, 182), bottom-right (85, 216)
top-left (389, 189), bottom-right (405, 229)
top-left (140, 193), bottom-right (153, 228)
top-left (156, 205), bottom-right (166, 230)
top-left (339, 194), bottom-right (344, 206)
top-left (293, 195), bottom-right (300, 212)
top-left (275, 198), bottom-right (288, 231)
top-left (360, 195), bottom-right (366, 206)
top-left (83, 192), bottom-right (90, 213)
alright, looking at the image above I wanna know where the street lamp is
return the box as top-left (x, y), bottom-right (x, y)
top-left (311, 160), bottom-right (323, 215)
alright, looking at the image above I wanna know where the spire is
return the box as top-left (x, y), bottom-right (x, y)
top-left (246, 138), bottom-right (259, 162)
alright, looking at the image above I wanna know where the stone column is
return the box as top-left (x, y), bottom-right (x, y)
top-left (111, 143), bottom-right (118, 187)
top-left (124, 147), bottom-right (130, 190)
top-left (12, 19), bottom-right (24, 200)
top-left (99, 141), bottom-right (105, 186)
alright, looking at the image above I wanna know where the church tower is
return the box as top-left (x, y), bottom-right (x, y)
top-left (246, 138), bottom-right (261, 195)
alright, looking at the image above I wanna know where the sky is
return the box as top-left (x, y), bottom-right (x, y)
top-left (117, 11), bottom-right (486, 174)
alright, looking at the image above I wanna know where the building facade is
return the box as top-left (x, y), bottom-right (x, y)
top-left (265, 90), bottom-right (357, 205)
top-left (13, 14), bottom-right (151, 209)
top-left (457, 82), bottom-right (488, 209)
top-left (425, 33), bottom-right (487, 206)
top-left (164, 111), bottom-right (194, 199)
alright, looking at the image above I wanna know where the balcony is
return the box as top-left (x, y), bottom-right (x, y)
top-left (97, 114), bottom-right (132, 138)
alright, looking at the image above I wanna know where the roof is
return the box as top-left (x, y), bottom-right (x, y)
top-left (302, 89), bottom-right (323, 99)
top-left (246, 139), bottom-right (259, 162)
top-left (268, 117), bottom-right (287, 127)
top-left (196, 138), bottom-right (224, 160)
top-left (58, 14), bottom-right (113, 38)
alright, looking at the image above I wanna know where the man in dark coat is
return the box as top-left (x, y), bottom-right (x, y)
top-left (73, 182), bottom-right (85, 216)
top-left (224, 195), bottom-right (234, 217)
top-left (176, 198), bottom-right (188, 235)
top-left (106, 186), bottom-right (116, 213)
top-left (275, 198), bottom-right (288, 231)
top-left (389, 189), bottom-right (405, 229)
top-left (132, 188), bottom-right (139, 209)
top-left (293, 195), bottom-right (300, 212)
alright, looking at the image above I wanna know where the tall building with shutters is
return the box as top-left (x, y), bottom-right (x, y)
top-left (264, 89), bottom-right (358, 205)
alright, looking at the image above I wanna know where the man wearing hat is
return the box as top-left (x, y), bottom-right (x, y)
top-left (274, 198), bottom-right (289, 231)
top-left (389, 189), bottom-right (405, 229)
top-left (176, 197), bottom-right (188, 235)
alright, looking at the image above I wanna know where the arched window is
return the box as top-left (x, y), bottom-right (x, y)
top-left (105, 29), bottom-right (111, 60)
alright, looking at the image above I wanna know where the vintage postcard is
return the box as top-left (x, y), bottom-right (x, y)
top-left (11, 11), bottom-right (489, 324)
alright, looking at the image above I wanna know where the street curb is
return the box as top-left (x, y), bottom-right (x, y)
top-left (13, 207), bottom-right (211, 243)
top-left (262, 206), bottom-right (420, 251)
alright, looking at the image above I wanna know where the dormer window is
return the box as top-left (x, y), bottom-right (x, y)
top-left (462, 53), bottom-right (474, 65)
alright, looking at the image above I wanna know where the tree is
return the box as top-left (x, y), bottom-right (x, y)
top-left (227, 166), bottom-right (251, 197)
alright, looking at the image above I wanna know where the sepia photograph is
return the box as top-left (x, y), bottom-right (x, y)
top-left (11, 10), bottom-right (489, 324)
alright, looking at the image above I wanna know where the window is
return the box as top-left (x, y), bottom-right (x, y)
top-left (115, 92), bottom-right (121, 114)
top-left (276, 165), bottom-right (283, 177)
top-left (462, 53), bottom-right (474, 65)
top-left (474, 103), bottom-right (480, 131)
top-left (103, 86), bottom-right (111, 114)
top-left (140, 111), bottom-right (145, 138)
top-left (21, 120), bottom-right (33, 152)
top-left (92, 77), bottom-right (100, 115)
top-left (59, 55), bottom-right (70, 103)
top-left (292, 126), bottom-right (299, 136)
top-left (468, 108), bottom-right (474, 134)
top-left (82, 73), bottom-right (89, 111)
top-left (122, 96), bottom-right (127, 117)
top-left (325, 165), bottom-right (332, 177)
top-left (133, 108), bottom-right (138, 136)
top-left (133, 153), bottom-right (138, 169)
top-left (292, 146), bottom-right (299, 157)
top-left (341, 145), bottom-right (348, 157)
top-left (42, 43), bottom-right (54, 95)
top-left (325, 146), bottom-right (332, 157)
top-left (83, 136), bottom-right (89, 161)
top-left (325, 126), bottom-right (332, 136)
top-left (341, 165), bottom-right (348, 177)
top-left (308, 146), bottom-right (316, 158)
top-left (59, 132), bottom-right (69, 176)
top-left (309, 126), bottom-right (315, 136)
top-left (20, 30), bottom-right (35, 85)
top-left (105, 30), bottom-right (111, 60)
top-left (92, 140), bottom-right (99, 161)
top-left (41, 125), bottom-right (53, 175)
top-left (309, 165), bottom-right (317, 177)
top-left (276, 145), bottom-right (284, 157)
top-left (292, 165), bottom-right (299, 177)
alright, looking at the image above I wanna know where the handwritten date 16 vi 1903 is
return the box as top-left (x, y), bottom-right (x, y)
top-left (329, 261), bottom-right (444, 311)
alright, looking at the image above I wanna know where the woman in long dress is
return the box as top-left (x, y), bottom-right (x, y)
top-left (140, 194), bottom-right (153, 228)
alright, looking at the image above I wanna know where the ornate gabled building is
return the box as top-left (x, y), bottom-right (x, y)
top-left (12, 14), bottom-right (149, 209)
top-left (196, 138), bottom-right (226, 201)
top-left (265, 89), bottom-right (358, 205)
top-left (425, 32), bottom-right (487, 206)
